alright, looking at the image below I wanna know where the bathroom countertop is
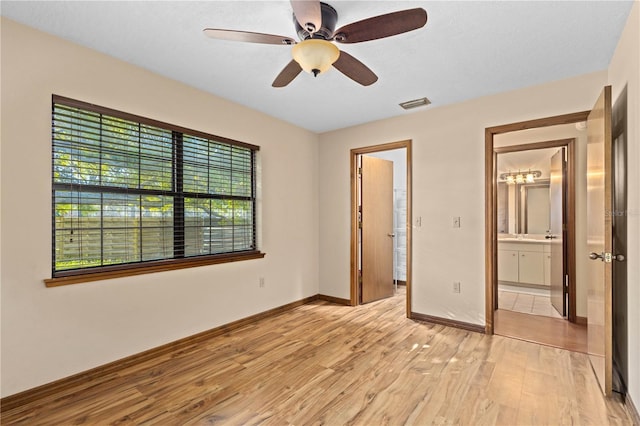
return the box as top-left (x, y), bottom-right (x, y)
top-left (498, 237), bottom-right (552, 244)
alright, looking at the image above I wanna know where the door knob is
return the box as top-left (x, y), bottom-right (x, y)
top-left (589, 252), bottom-right (603, 260)
top-left (589, 252), bottom-right (625, 262)
top-left (387, 233), bottom-right (396, 238)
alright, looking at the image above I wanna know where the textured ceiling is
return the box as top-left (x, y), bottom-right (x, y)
top-left (1, 1), bottom-right (634, 133)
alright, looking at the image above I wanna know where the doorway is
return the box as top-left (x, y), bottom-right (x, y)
top-left (484, 112), bottom-right (592, 358)
top-left (492, 137), bottom-right (588, 353)
top-left (350, 140), bottom-right (412, 317)
top-left (494, 140), bottom-right (575, 322)
top-left (485, 111), bottom-right (590, 334)
top-left (486, 87), bottom-right (628, 398)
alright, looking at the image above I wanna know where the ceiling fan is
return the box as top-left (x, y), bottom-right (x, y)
top-left (203, 1), bottom-right (427, 87)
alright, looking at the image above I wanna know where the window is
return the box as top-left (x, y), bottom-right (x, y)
top-left (49, 95), bottom-right (262, 284)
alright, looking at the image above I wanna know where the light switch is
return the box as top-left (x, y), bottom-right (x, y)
top-left (453, 216), bottom-right (461, 228)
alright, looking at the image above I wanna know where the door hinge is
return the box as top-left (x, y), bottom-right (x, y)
top-left (358, 167), bottom-right (362, 175)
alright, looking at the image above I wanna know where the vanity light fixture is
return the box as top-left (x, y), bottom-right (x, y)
top-left (499, 170), bottom-right (542, 184)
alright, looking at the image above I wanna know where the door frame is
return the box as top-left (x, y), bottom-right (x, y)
top-left (485, 111), bottom-right (588, 334)
top-left (350, 140), bottom-right (412, 317)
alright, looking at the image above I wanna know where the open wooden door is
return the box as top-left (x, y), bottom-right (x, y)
top-left (549, 148), bottom-right (566, 316)
top-left (361, 155), bottom-right (394, 304)
top-left (586, 85), bottom-right (613, 396)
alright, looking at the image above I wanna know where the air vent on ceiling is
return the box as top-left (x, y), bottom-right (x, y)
top-left (399, 97), bottom-right (431, 110)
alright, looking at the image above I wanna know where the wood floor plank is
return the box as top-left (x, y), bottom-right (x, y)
top-left (494, 308), bottom-right (588, 353)
top-left (2, 287), bottom-right (634, 425)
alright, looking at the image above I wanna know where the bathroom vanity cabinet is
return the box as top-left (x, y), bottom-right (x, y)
top-left (498, 240), bottom-right (551, 286)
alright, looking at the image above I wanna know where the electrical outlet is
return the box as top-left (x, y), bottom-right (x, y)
top-left (453, 216), bottom-right (461, 228)
top-left (259, 277), bottom-right (265, 288)
top-left (453, 281), bottom-right (461, 293)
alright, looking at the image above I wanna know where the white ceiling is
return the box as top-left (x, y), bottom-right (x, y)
top-left (1, 1), bottom-right (633, 133)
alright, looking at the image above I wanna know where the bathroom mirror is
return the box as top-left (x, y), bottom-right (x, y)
top-left (497, 179), bottom-right (550, 235)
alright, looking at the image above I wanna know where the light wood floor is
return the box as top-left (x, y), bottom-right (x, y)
top-left (495, 308), bottom-right (588, 354)
top-left (2, 288), bottom-right (633, 425)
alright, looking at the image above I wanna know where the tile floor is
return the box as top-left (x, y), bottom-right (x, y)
top-left (498, 288), bottom-right (564, 319)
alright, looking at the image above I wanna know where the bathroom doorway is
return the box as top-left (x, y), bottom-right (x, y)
top-left (485, 116), bottom-right (593, 353)
top-left (486, 87), bottom-right (628, 397)
top-left (495, 143), bottom-right (574, 321)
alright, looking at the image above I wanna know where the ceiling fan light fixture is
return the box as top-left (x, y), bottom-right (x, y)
top-left (292, 39), bottom-right (340, 77)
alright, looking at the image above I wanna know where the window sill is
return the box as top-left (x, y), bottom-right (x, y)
top-left (44, 251), bottom-right (266, 287)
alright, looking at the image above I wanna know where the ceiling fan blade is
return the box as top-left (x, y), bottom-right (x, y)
top-left (290, 0), bottom-right (322, 34)
top-left (272, 60), bottom-right (303, 87)
top-left (333, 8), bottom-right (427, 44)
top-left (332, 51), bottom-right (378, 86)
top-left (203, 29), bottom-right (296, 45)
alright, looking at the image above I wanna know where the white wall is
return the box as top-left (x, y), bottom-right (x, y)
top-left (319, 71), bottom-right (608, 326)
top-left (0, 18), bottom-right (320, 397)
top-left (608, 0), bottom-right (640, 411)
